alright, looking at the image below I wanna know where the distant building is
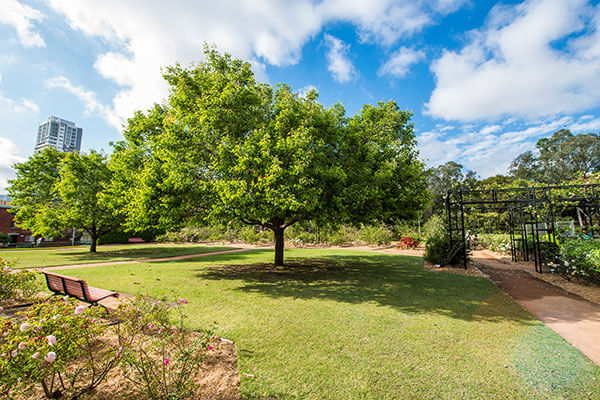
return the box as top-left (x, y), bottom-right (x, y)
top-left (35, 116), bottom-right (82, 153)
top-left (0, 196), bottom-right (35, 245)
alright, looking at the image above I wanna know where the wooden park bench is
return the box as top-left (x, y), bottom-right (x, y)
top-left (128, 237), bottom-right (145, 243)
top-left (42, 271), bottom-right (119, 309)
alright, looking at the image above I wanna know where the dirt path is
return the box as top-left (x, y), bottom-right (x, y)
top-left (39, 248), bottom-right (253, 271)
top-left (472, 250), bottom-right (600, 366)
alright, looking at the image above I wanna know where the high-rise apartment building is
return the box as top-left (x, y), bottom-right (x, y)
top-left (35, 116), bottom-right (83, 153)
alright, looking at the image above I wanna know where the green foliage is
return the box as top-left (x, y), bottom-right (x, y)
top-left (113, 46), bottom-right (428, 265)
top-left (549, 239), bottom-right (600, 282)
top-left (8, 149), bottom-right (123, 252)
top-left (510, 129), bottom-right (600, 184)
top-left (426, 161), bottom-right (478, 216)
top-left (356, 224), bottom-right (395, 245)
top-left (97, 229), bottom-right (157, 245)
top-left (0, 259), bottom-right (39, 304)
top-left (115, 294), bottom-right (210, 400)
top-left (0, 233), bottom-right (9, 245)
top-left (8, 148), bottom-right (66, 237)
top-left (0, 298), bottom-right (117, 399)
top-left (478, 233), bottom-right (512, 254)
top-left (424, 228), bottom-right (467, 266)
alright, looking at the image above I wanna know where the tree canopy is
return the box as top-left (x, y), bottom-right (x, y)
top-left (112, 47), bottom-right (429, 265)
top-left (510, 129), bottom-right (600, 184)
top-left (426, 161), bottom-right (478, 215)
top-left (8, 149), bottom-right (121, 252)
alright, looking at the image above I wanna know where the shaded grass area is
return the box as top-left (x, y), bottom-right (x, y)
top-left (59, 249), bottom-right (600, 399)
top-left (0, 243), bottom-right (236, 268)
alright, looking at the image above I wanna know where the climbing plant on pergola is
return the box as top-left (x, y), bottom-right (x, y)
top-left (445, 183), bottom-right (600, 270)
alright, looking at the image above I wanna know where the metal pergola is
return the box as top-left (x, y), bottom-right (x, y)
top-left (445, 183), bottom-right (600, 271)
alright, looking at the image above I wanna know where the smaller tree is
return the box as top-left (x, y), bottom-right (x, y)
top-left (8, 150), bottom-right (121, 252)
top-left (58, 151), bottom-right (122, 252)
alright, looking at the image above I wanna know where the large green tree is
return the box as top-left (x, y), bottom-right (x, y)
top-left (113, 47), bottom-right (428, 265)
top-left (9, 149), bottom-right (121, 252)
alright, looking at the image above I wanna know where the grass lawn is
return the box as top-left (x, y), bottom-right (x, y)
top-left (0, 243), bottom-right (237, 268)
top-left (58, 249), bottom-right (600, 399)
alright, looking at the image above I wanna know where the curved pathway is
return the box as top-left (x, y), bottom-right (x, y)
top-left (472, 250), bottom-right (600, 366)
top-left (39, 248), bottom-right (253, 271)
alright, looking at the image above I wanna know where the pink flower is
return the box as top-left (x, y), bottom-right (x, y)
top-left (44, 352), bottom-right (56, 363)
top-left (157, 301), bottom-right (161, 305)
top-left (158, 328), bottom-right (163, 334)
top-left (184, 300), bottom-right (188, 304)
top-left (207, 345), bottom-right (213, 350)
top-left (19, 322), bottom-right (30, 332)
top-left (18, 342), bottom-right (26, 350)
top-left (163, 358), bottom-right (169, 366)
top-left (46, 335), bottom-right (56, 346)
top-left (74, 305), bottom-right (86, 315)
top-left (148, 324), bottom-right (154, 329)
top-left (32, 352), bottom-right (39, 359)
top-left (11, 350), bottom-right (17, 358)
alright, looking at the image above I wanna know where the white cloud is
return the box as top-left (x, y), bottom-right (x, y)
top-left (323, 34), bottom-right (356, 83)
top-left (480, 124), bottom-right (501, 135)
top-left (0, 94), bottom-right (39, 114)
top-left (426, 0), bottom-right (600, 121)
top-left (379, 47), bottom-right (425, 78)
top-left (46, 76), bottom-right (121, 129)
top-left (43, 0), bottom-right (468, 129)
top-left (319, 0), bottom-right (431, 45)
top-left (418, 116), bottom-right (582, 177)
top-left (0, 137), bottom-right (25, 193)
top-left (0, 0), bottom-right (45, 47)
top-left (297, 84), bottom-right (318, 98)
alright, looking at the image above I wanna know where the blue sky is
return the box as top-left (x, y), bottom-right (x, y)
top-left (1, 0), bottom-right (600, 193)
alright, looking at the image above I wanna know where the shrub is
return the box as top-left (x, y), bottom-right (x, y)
top-left (0, 259), bottom-right (40, 304)
top-left (115, 294), bottom-right (210, 400)
top-left (0, 233), bottom-right (9, 246)
top-left (478, 234), bottom-right (511, 254)
top-left (396, 236), bottom-right (420, 249)
top-left (356, 224), bottom-right (394, 246)
top-left (424, 229), bottom-right (469, 266)
top-left (0, 298), bottom-right (118, 399)
top-left (548, 239), bottom-right (600, 283)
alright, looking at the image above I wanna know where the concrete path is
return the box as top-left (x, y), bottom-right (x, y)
top-left (472, 250), bottom-right (600, 366)
top-left (40, 248), bottom-right (252, 271)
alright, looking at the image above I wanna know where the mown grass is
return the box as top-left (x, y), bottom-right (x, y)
top-left (58, 249), bottom-right (600, 399)
top-left (0, 243), bottom-right (236, 268)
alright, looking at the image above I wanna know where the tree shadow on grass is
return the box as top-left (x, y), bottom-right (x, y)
top-left (194, 253), bottom-right (538, 324)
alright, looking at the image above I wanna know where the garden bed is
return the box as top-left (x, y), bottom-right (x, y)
top-left (87, 336), bottom-right (240, 400)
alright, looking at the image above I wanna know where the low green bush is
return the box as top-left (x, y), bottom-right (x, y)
top-left (478, 233), bottom-right (512, 254)
top-left (548, 239), bottom-right (600, 283)
top-left (424, 230), bottom-right (468, 266)
top-left (0, 259), bottom-right (40, 304)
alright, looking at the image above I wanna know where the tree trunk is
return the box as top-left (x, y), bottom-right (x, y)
top-left (273, 226), bottom-right (285, 266)
top-left (90, 231), bottom-right (97, 253)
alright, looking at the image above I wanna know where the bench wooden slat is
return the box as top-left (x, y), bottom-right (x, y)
top-left (42, 271), bottom-right (117, 305)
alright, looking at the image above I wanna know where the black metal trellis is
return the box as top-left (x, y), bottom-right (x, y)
top-left (445, 183), bottom-right (600, 270)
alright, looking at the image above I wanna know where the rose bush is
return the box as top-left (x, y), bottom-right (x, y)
top-left (0, 297), bottom-right (118, 399)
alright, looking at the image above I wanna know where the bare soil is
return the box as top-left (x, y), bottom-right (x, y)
top-left (90, 336), bottom-right (240, 400)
